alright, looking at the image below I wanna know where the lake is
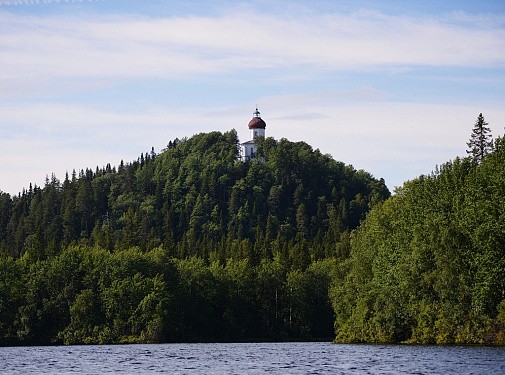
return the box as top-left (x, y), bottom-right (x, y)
top-left (1, 342), bottom-right (504, 374)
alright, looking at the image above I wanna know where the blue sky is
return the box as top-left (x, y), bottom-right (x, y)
top-left (1, 0), bottom-right (504, 195)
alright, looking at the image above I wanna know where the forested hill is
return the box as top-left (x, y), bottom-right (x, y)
top-left (331, 135), bottom-right (505, 345)
top-left (0, 130), bottom-right (390, 345)
top-left (0, 130), bottom-right (389, 263)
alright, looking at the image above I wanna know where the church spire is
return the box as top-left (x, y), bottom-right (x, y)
top-left (240, 107), bottom-right (267, 161)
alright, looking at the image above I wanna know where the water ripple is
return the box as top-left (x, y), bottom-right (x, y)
top-left (1, 343), bottom-right (505, 374)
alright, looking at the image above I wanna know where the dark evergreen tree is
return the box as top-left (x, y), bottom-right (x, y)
top-left (467, 113), bottom-right (492, 162)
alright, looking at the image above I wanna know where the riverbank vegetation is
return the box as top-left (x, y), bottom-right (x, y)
top-left (1, 116), bottom-right (504, 346)
top-left (0, 130), bottom-right (387, 345)
top-left (333, 122), bottom-right (505, 345)
top-left (1, 246), bottom-right (339, 344)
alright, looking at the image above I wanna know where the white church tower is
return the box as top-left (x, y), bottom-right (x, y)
top-left (240, 107), bottom-right (266, 161)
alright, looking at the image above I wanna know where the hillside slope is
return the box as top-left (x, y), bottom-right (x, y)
top-left (332, 136), bottom-right (505, 345)
top-left (0, 130), bottom-right (389, 344)
top-left (0, 130), bottom-right (389, 264)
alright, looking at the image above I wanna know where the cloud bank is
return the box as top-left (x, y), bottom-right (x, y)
top-left (0, 4), bottom-right (504, 194)
top-left (1, 9), bottom-right (504, 85)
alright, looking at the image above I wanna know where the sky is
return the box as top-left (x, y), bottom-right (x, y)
top-left (1, 0), bottom-right (504, 195)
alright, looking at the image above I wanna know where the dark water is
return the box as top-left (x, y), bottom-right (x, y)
top-left (1, 342), bottom-right (504, 374)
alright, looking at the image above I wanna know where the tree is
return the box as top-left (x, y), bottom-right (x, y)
top-left (467, 113), bottom-right (492, 163)
top-left (0, 130), bottom-right (394, 345)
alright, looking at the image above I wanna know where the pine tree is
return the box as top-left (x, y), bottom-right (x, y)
top-left (467, 113), bottom-right (492, 163)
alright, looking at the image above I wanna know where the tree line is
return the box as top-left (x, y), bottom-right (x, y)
top-left (0, 130), bottom-right (388, 264)
top-left (0, 246), bottom-right (338, 345)
top-left (2, 114), bottom-right (503, 346)
top-left (332, 114), bottom-right (505, 345)
top-left (0, 130), bottom-right (389, 344)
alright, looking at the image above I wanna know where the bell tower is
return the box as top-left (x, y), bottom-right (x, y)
top-left (240, 107), bottom-right (266, 161)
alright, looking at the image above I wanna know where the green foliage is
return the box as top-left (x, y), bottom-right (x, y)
top-left (0, 256), bottom-right (25, 343)
top-left (0, 245), bottom-right (339, 344)
top-left (332, 136), bottom-right (505, 345)
top-left (0, 130), bottom-right (386, 344)
top-left (0, 130), bottom-right (388, 265)
top-left (467, 113), bottom-right (492, 163)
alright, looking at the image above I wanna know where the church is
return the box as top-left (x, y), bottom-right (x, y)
top-left (240, 107), bottom-right (266, 161)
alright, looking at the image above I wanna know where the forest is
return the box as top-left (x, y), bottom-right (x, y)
top-left (332, 122), bottom-right (505, 345)
top-left (1, 117), bottom-right (504, 346)
top-left (0, 130), bottom-right (389, 345)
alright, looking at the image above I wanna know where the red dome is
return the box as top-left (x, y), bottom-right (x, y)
top-left (248, 117), bottom-right (266, 129)
top-left (248, 107), bottom-right (266, 129)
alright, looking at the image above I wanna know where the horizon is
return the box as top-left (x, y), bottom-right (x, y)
top-left (1, 0), bottom-right (504, 195)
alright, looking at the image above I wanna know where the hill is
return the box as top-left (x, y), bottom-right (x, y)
top-left (0, 130), bottom-right (389, 262)
top-left (0, 130), bottom-right (389, 344)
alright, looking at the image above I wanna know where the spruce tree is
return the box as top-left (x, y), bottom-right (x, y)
top-left (467, 113), bottom-right (492, 163)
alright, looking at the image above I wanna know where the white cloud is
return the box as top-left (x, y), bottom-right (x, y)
top-left (4, 97), bottom-right (502, 194)
top-left (0, 5), bottom-right (504, 195)
top-left (0, 8), bottom-right (504, 86)
top-left (236, 97), bottom-right (505, 189)
top-left (0, 103), bottom-right (210, 194)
